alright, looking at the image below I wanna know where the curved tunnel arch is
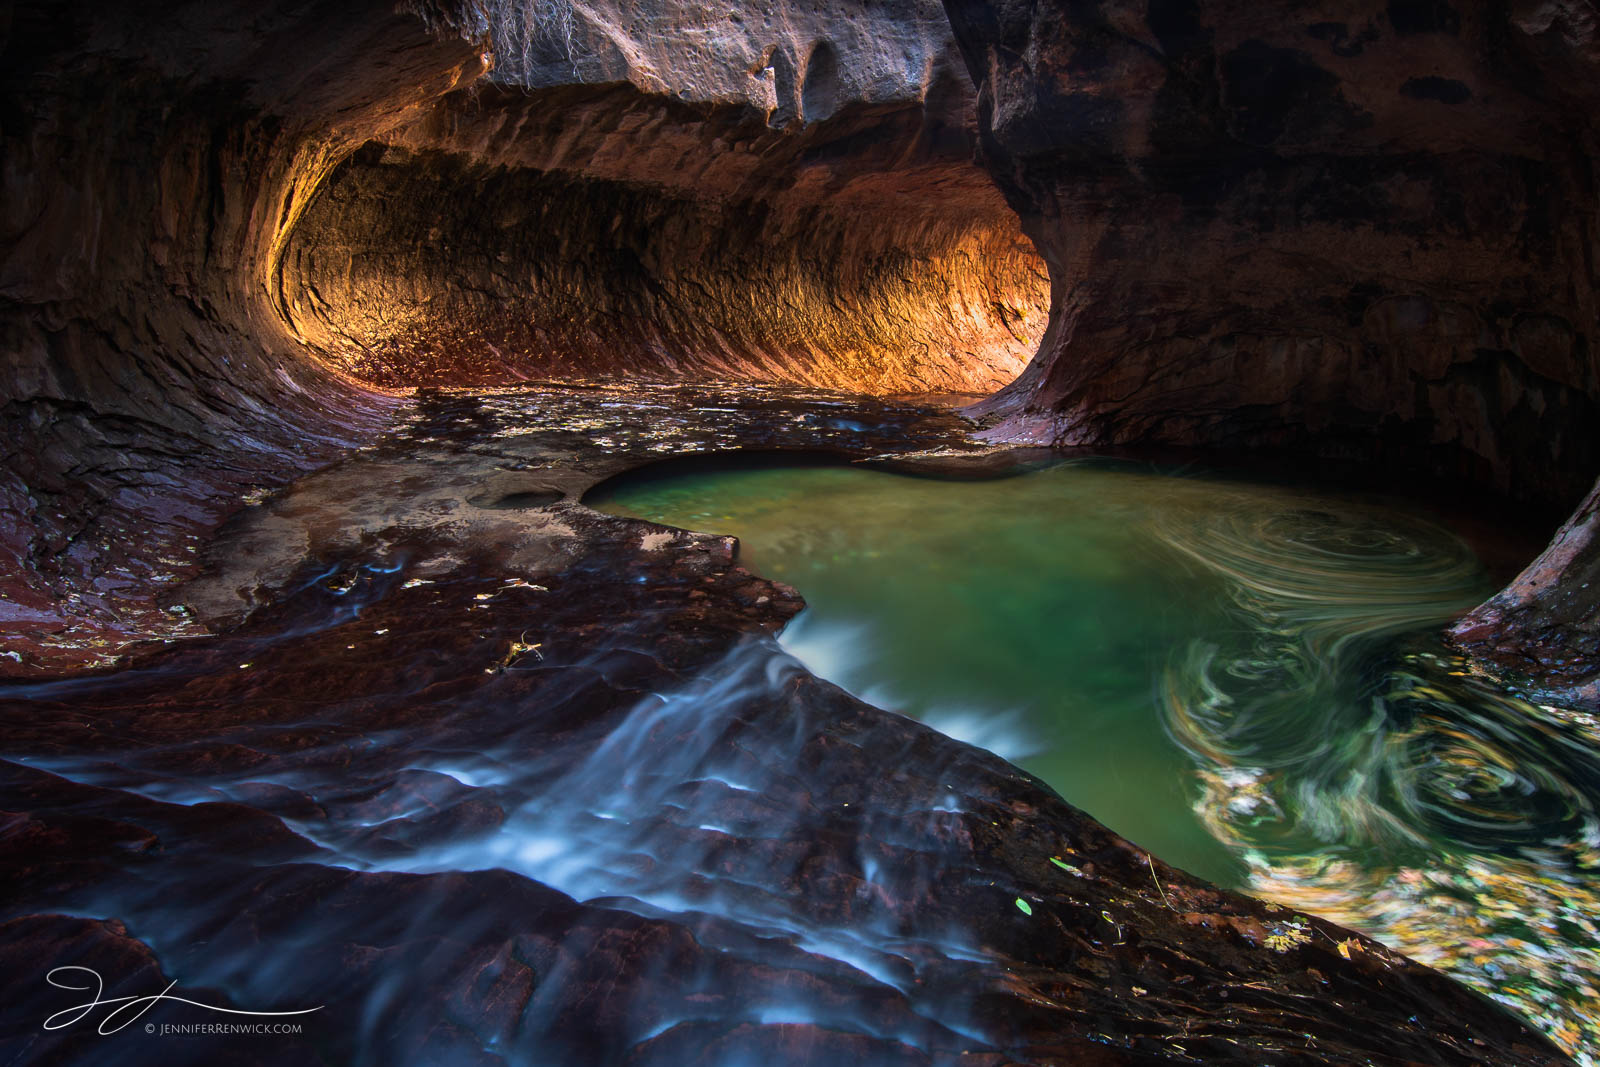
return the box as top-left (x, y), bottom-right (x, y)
top-left (3, 1), bottom-right (1600, 1061)
top-left (271, 78), bottom-right (1051, 396)
top-left (3, 0), bottom-right (1599, 704)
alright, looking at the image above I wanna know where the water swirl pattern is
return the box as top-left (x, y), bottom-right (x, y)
top-left (591, 456), bottom-right (1600, 1062)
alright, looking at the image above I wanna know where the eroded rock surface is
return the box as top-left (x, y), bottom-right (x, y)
top-left (943, 0), bottom-right (1600, 507)
top-left (0, 387), bottom-right (1570, 1066)
top-left (1451, 479), bottom-right (1600, 701)
top-left (281, 110), bottom-right (1043, 393)
top-left (939, 0), bottom-right (1600, 696)
top-left (0, 0), bottom-right (487, 673)
top-left (1, 0), bottom-right (1595, 1058)
top-left (2, 0), bottom-right (1050, 671)
top-left (279, 3), bottom-right (1049, 393)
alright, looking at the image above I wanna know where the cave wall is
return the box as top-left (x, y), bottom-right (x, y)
top-left (276, 8), bottom-right (1049, 395)
top-left (1, 0), bottom-right (1049, 674)
top-left (942, 0), bottom-right (1600, 509)
top-left (279, 88), bottom-right (1045, 393)
top-left (11, 0), bottom-right (1600, 695)
top-left (940, 0), bottom-right (1600, 696)
top-left (0, 0), bottom-right (488, 673)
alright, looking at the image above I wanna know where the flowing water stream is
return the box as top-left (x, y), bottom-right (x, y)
top-left (4, 386), bottom-right (1591, 1063)
top-left (589, 455), bottom-right (1600, 1061)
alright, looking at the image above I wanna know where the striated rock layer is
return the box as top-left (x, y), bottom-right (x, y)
top-left (281, 84), bottom-right (1046, 393)
top-left (1, 0), bottom-right (1046, 673)
top-left (274, 0), bottom-right (1051, 393)
top-left (940, 0), bottom-right (1600, 691)
top-left (0, 0), bottom-right (487, 673)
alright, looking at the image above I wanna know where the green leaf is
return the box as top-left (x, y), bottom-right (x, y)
top-left (1015, 898), bottom-right (1033, 916)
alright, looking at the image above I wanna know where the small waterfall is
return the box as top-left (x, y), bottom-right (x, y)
top-left (365, 639), bottom-right (1001, 1031)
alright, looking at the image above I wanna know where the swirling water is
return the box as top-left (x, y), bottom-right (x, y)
top-left (590, 456), bottom-right (1600, 1062)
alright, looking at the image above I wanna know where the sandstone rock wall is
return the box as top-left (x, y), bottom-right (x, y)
top-left (276, 2), bottom-right (1049, 394)
top-left (11, 0), bottom-right (1600, 695)
top-left (0, 0), bottom-right (487, 672)
top-left (1, 0), bottom-right (1047, 671)
top-left (482, 0), bottom-right (956, 116)
top-left (943, 0), bottom-right (1600, 508)
top-left (279, 85), bottom-right (1045, 393)
top-left (941, 0), bottom-right (1600, 695)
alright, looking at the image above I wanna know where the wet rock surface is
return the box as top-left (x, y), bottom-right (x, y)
top-left (1450, 479), bottom-right (1600, 701)
top-left (177, 383), bottom-right (982, 629)
top-left (1, 0), bottom-right (1047, 671)
top-left (0, 0), bottom-right (485, 674)
top-left (0, 0), bottom-right (1596, 1058)
top-left (0, 386), bottom-right (1573, 1065)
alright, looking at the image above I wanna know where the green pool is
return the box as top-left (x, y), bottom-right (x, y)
top-left (589, 454), bottom-right (1600, 1061)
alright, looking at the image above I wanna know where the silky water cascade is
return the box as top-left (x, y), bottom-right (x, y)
top-left (4, 1), bottom-right (1600, 1065)
top-left (593, 454), bottom-right (1600, 1054)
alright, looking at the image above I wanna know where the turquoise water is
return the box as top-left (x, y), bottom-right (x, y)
top-left (589, 456), bottom-right (1600, 1060)
top-left (609, 459), bottom-right (1252, 883)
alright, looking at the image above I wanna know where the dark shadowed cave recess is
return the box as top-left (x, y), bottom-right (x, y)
top-left (2, 0), bottom-right (1600, 1063)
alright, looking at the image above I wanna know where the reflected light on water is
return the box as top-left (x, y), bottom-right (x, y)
top-left (1155, 498), bottom-right (1600, 1058)
top-left (594, 456), bottom-right (1600, 1062)
top-left (781, 613), bottom-right (1042, 762)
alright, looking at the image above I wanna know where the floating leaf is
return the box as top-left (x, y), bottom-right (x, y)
top-left (1015, 898), bottom-right (1033, 916)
